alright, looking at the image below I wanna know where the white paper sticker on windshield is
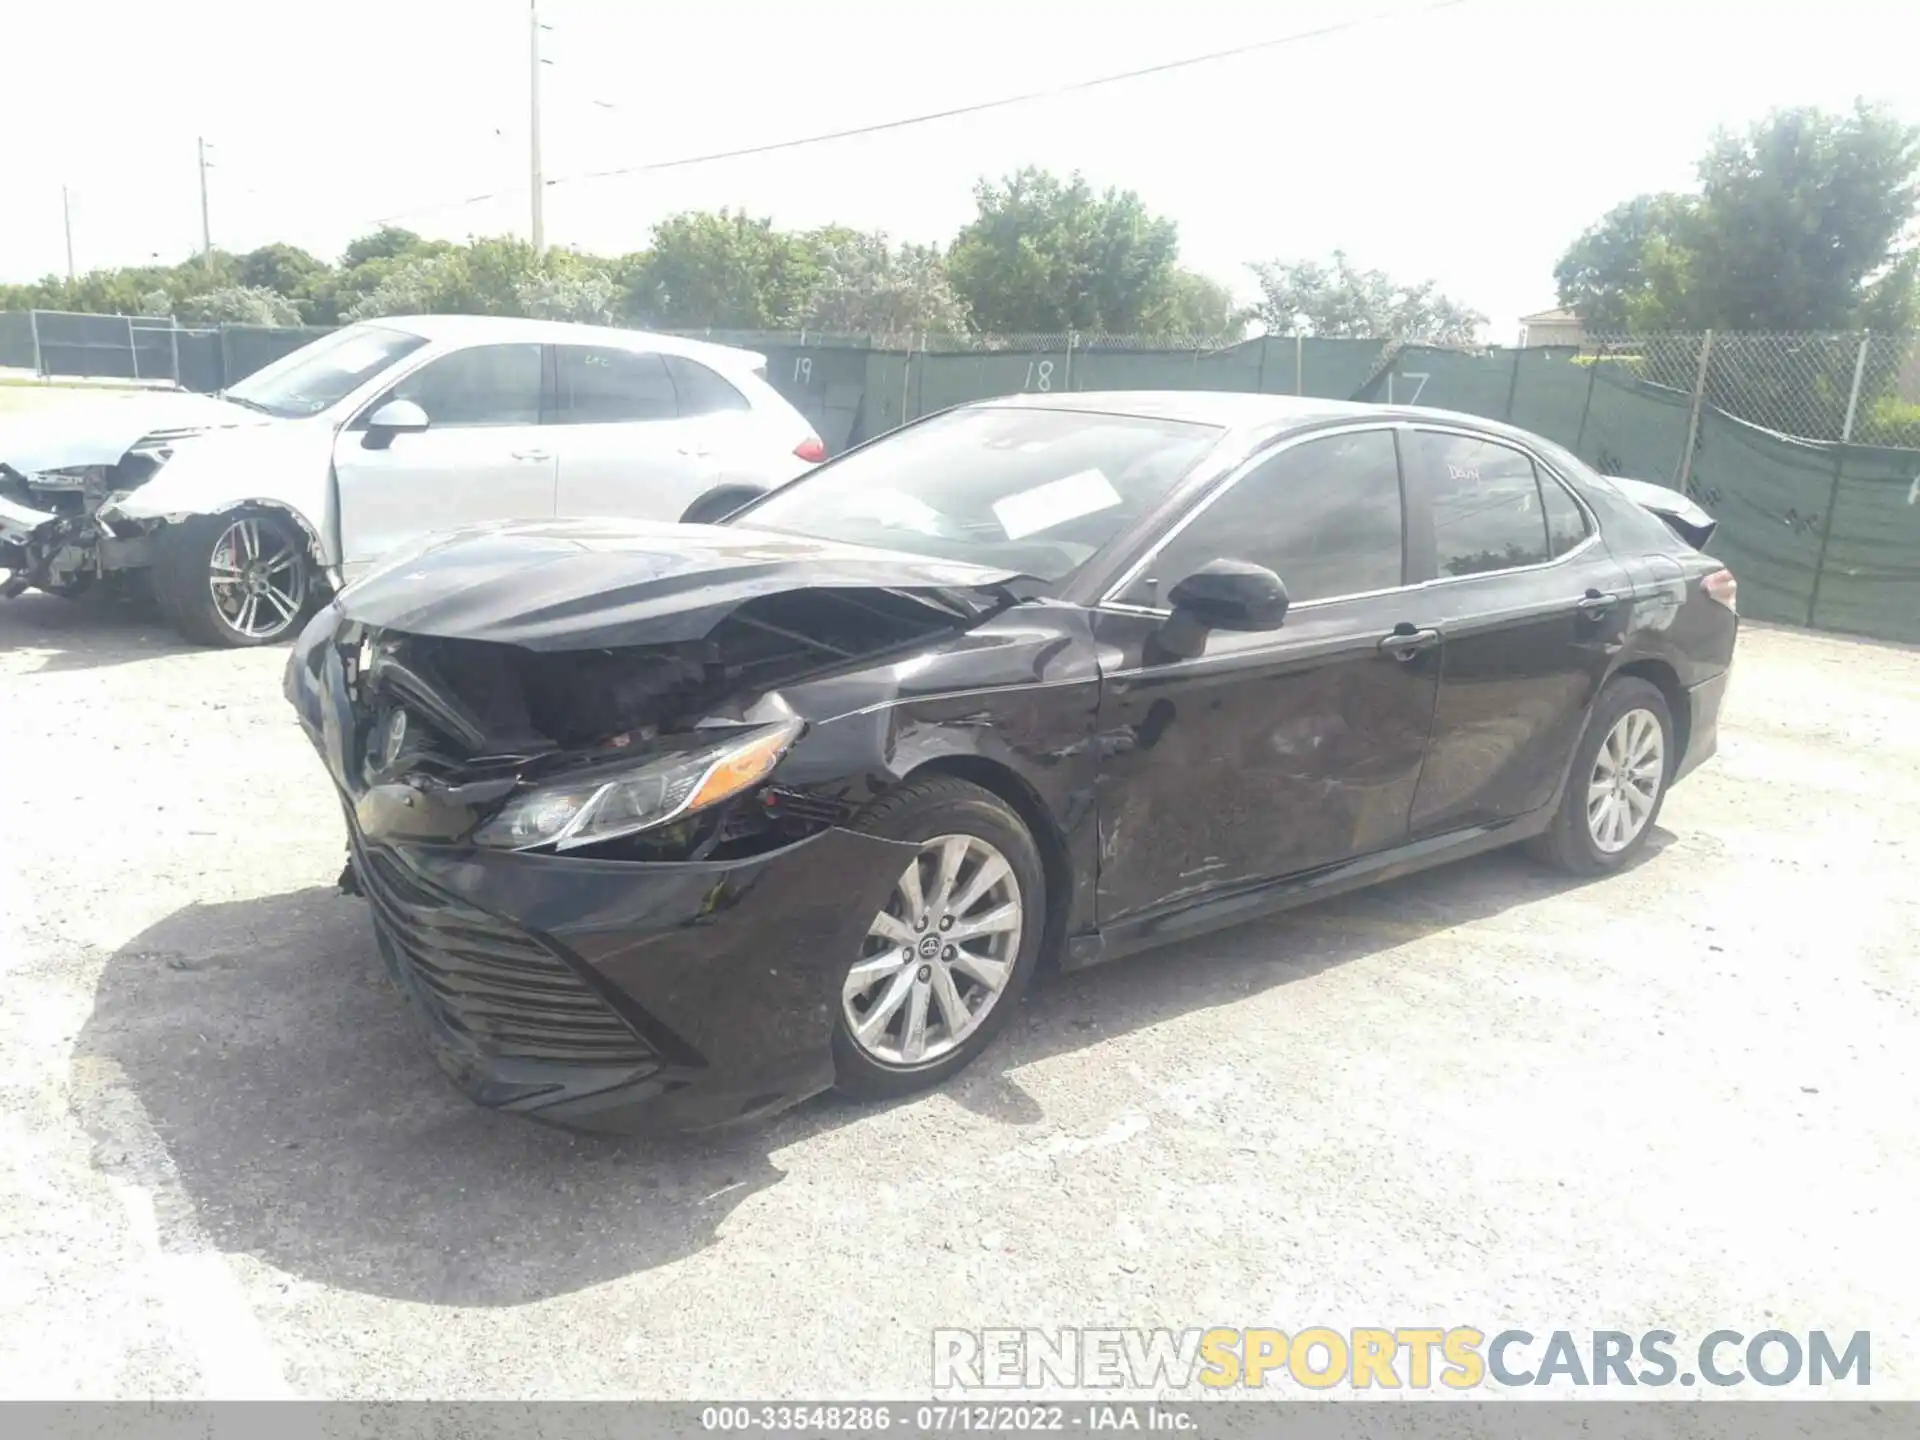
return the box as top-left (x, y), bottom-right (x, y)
top-left (992, 469), bottom-right (1123, 541)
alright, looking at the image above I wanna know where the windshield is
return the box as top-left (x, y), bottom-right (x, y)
top-left (740, 406), bottom-right (1223, 582)
top-left (225, 324), bottom-right (429, 418)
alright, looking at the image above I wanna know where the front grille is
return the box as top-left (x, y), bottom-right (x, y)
top-left (349, 832), bottom-right (654, 1068)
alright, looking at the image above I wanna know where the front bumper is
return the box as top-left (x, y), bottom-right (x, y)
top-left (349, 820), bottom-right (913, 1134)
top-left (0, 492), bottom-right (57, 548)
top-left (287, 603), bottom-right (915, 1135)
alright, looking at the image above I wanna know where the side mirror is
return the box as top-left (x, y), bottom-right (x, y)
top-left (362, 399), bottom-right (430, 450)
top-left (1167, 558), bottom-right (1291, 631)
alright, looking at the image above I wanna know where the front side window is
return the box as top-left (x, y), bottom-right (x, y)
top-left (1417, 432), bottom-right (1552, 577)
top-left (554, 345), bottom-right (678, 423)
top-left (740, 405), bottom-right (1222, 584)
top-left (226, 323), bottom-right (427, 418)
top-left (387, 343), bottom-right (543, 427)
top-left (1118, 429), bottom-right (1405, 608)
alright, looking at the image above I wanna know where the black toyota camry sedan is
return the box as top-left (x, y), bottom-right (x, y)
top-left (286, 392), bottom-right (1738, 1134)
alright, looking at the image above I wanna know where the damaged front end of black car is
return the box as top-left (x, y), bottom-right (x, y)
top-left (285, 519), bottom-right (1061, 1134)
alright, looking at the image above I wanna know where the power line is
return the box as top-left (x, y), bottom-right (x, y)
top-left (368, 0), bottom-right (1468, 228)
top-left (560, 0), bottom-right (1468, 188)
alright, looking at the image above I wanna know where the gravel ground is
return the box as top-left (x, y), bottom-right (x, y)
top-left (1, 590), bottom-right (1915, 1401)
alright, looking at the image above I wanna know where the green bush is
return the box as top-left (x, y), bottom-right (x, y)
top-left (1862, 393), bottom-right (1920, 445)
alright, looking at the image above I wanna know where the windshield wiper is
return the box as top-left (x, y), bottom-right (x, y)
top-left (219, 392), bottom-right (276, 416)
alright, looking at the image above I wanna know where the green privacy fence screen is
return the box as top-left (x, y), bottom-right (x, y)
top-left (743, 332), bottom-right (1919, 646)
top-left (7, 312), bottom-right (1917, 644)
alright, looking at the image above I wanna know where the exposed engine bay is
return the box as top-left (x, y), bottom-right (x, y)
top-left (0, 445), bottom-right (171, 598)
top-left (323, 584), bottom-right (992, 870)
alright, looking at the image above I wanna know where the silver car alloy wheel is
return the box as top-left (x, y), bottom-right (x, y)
top-left (1587, 707), bottom-right (1665, 853)
top-left (207, 516), bottom-right (306, 640)
top-left (842, 833), bottom-right (1024, 1067)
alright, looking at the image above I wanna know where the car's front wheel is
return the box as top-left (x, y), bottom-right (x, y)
top-left (832, 776), bottom-right (1046, 1099)
top-left (1528, 675), bottom-right (1675, 875)
top-left (154, 508), bottom-right (315, 648)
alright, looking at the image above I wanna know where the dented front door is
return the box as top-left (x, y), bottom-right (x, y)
top-left (1088, 596), bottom-right (1440, 925)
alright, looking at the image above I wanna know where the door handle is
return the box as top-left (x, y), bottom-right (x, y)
top-left (510, 449), bottom-right (551, 462)
top-left (1576, 589), bottom-right (1619, 617)
top-left (1378, 626), bottom-right (1441, 661)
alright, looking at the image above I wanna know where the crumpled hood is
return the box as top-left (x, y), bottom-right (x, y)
top-left (0, 389), bottom-right (268, 474)
top-left (333, 517), bottom-right (1028, 651)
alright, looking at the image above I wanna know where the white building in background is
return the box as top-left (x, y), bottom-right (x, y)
top-left (1518, 307), bottom-right (1586, 347)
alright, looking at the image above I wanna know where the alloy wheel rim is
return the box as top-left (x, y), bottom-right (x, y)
top-left (842, 833), bottom-right (1023, 1067)
top-left (1587, 707), bottom-right (1664, 853)
top-left (208, 517), bottom-right (305, 639)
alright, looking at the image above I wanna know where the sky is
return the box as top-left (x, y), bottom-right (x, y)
top-left (5, 0), bottom-right (1918, 341)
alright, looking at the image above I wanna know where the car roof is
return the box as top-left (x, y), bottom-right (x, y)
top-left (971, 389), bottom-right (1584, 455)
top-left (370, 314), bottom-right (766, 372)
top-left (971, 390), bottom-right (1359, 428)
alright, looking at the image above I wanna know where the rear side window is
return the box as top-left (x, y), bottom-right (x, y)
top-left (664, 355), bottom-right (750, 415)
top-left (554, 345), bottom-right (678, 423)
top-left (1120, 429), bottom-right (1405, 607)
top-left (1417, 432), bottom-right (1551, 577)
top-left (1540, 473), bottom-right (1591, 556)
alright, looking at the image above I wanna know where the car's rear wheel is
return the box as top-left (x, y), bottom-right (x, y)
top-left (1527, 676), bottom-right (1674, 875)
top-left (832, 776), bottom-right (1046, 1099)
top-left (154, 508), bottom-right (315, 648)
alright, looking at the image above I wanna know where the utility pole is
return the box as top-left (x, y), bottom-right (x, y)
top-left (529, 0), bottom-right (545, 256)
top-left (62, 185), bottom-right (75, 280)
top-left (197, 136), bottom-right (213, 266)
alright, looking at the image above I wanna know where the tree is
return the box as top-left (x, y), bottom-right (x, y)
top-left (798, 228), bottom-right (972, 336)
top-left (1556, 102), bottom-right (1920, 331)
top-left (236, 244), bottom-right (332, 320)
top-left (946, 168), bottom-right (1185, 333)
top-left (1246, 251), bottom-right (1485, 344)
top-left (1141, 268), bottom-right (1246, 339)
top-left (628, 210), bottom-right (819, 329)
top-left (340, 227), bottom-right (432, 269)
top-left (516, 254), bottom-right (622, 323)
top-left (179, 285), bottom-right (305, 326)
top-left (1552, 194), bottom-right (1697, 331)
top-left (339, 251), bottom-right (474, 321)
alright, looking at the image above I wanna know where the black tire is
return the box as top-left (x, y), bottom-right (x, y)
top-left (831, 776), bottom-right (1047, 1100)
top-left (41, 572), bottom-right (95, 600)
top-left (679, 483), bottom-right (767, 526)
top-left (102, 568), bottom-right (161, 616)
top-left (1526, 676), bottom-right (1675, 876)
top-left (153, 508), bottom-right (315, 649)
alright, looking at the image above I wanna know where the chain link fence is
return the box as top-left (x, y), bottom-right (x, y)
top-left (658, 328), bottom-right (1250, 354)
top-left (1582, 332), bottom-right (1920, 449)
top-left (0, 310), bottom-right (327, 390)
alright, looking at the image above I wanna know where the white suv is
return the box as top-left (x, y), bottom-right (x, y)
top-left (0, 315), bottom-right (824, 646)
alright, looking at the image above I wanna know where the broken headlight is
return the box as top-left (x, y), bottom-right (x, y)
top-left (472, 719), bottom-right (803, 853)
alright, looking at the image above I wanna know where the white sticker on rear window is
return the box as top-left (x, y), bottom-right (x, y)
top-left (992, 469), bottom-right (1123, 540)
